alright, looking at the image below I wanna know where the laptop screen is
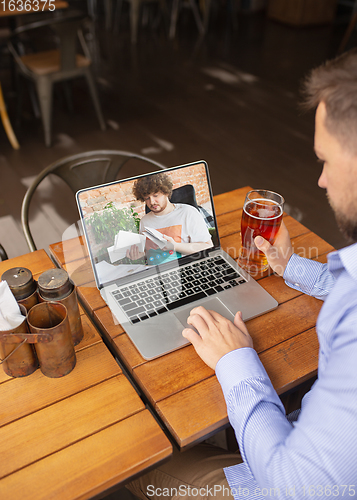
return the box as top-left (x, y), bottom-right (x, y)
top-left (76, 161), bottom-right (219, 288)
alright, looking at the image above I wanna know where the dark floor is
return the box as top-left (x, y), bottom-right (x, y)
top-left (0, 3), bottom-right (356, 499)
top-left (1, 2), bottom-right (356, 258)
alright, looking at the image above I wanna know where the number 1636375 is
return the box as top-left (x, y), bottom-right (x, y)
top-left (1, 0), bottom-right (56, 12)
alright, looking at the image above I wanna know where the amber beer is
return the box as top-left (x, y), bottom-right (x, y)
top-left (238, 190), bottom-right (284, 273)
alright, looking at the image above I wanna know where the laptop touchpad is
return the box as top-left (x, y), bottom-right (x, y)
top-left (174, 297), bottom-right (235, 330)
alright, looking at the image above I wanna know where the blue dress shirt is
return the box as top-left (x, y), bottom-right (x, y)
top-left (216, 244), bottom-right (357, 499)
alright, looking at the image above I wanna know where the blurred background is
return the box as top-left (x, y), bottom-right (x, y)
top-left (1, 0), bottom-right (356, 258)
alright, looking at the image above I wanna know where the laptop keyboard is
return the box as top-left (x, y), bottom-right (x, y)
top-left (111, 255), bottom-right (247, 324)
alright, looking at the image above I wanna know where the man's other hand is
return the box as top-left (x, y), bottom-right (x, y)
top-left (182, 306), bottom-right (253, 370)
top-left (254, 221), bottom-right (293, 277)
top-left (126, 244), bottom-right (145, 261)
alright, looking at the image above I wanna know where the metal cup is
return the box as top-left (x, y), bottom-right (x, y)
top-left (0, 304), bottom-right (38, 377)
top-left (27, 302), bottom-right (76, 378)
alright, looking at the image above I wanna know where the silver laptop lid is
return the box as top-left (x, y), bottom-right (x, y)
top-left (76, 160), bottom-right (220, 290)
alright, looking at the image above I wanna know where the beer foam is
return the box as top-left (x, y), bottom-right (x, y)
top-left (244, 199), bottom-right (283, 220)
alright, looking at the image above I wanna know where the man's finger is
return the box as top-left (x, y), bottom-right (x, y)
top-left (188, 306), bottom-right (218, 329)
top-left (233, 311), bottom-right (249, 335)
top-left (187, 313), bottom-right (210, 336)
top-left (254, 235), bottom-right (271, 255)
top-left (182, 327), bottom-right (202, 345)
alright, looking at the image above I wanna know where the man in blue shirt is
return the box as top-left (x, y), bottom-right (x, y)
top-left (127, 50), bottom-right (357, 500)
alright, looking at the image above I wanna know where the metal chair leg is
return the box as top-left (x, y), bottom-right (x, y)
top-left (169, 0), bottom-right (180, 38)
top-left (84, 69), bottom-right (106, 131)
top-left (130, 0), bottom-right (141, 44)
top-left (36, 77), bottom-right (53, 147)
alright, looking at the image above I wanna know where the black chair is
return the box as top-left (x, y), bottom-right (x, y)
top-left (7, 13), bottom-right (106, 147)
top-left (0, 243), bottom-right (8, 261)
top-left (170, 184), bottom-right (199, 209)
top-left (21, 150), bottom-right (167, 251)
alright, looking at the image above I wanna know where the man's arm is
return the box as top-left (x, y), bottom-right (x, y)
top-left (162, 235), bottom-right (213, 255)
top-left (183, 304), bottom-right (357, 494)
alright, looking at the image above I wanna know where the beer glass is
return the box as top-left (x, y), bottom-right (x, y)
top-left (238, 189), bottom-right (284, 273)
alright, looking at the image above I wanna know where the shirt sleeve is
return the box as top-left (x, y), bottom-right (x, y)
top-left (185, 205), bottom-right (212, 244)
top-left (283, 253), bottom-right (335, 299)
top-left (216, 330), bottom-right (357, 495)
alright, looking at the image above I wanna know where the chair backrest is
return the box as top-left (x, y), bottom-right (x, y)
top-left (0, 243), bottom-right (8, 261)
top-left (170, 184), bottom-right (199, 209)
top-left (21, 150), bottom-right (167, 252)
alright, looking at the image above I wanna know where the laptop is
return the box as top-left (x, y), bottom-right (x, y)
top-left (76, 160), bottom-right (278, 360)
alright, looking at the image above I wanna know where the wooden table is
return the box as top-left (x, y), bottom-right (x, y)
top-left (49, 187), bottom-right (334, 450)
top-left (0, 250), bottom-right (172, 500)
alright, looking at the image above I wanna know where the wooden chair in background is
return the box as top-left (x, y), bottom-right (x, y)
top-left (0, 82), bottom-right (20, 150)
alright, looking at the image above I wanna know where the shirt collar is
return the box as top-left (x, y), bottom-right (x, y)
top-left (328, 242), bottom-right (357, 281)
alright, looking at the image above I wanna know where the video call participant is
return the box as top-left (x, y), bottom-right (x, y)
top-left (126, 172), bottom-right (213, 262)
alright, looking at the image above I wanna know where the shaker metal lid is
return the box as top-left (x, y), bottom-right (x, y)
top-left (38, 269), bottom-right (73, 300)
top-left (1, 267), bottom-right (37, 300)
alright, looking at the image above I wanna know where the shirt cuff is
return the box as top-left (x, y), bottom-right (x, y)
top-left (215, 348), bottom-right (269, 400)
top-left (283, 253), bottom-right (325, 294)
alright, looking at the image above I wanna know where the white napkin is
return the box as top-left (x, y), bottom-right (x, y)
top-left (0, 281), bottom-right (25, 330)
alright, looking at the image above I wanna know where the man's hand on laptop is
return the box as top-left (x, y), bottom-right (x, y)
top-left (254, 221), bottom-right (293, 277)
top-left (182, 307), bottom-right (253, 370)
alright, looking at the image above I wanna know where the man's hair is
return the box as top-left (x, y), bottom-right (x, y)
top-left (303, 48), bottom-right (357, 153)
top-left (132, 172), bottom-right (173, 202)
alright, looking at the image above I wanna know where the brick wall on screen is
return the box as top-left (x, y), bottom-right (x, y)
top-left (78, 163), bottom-right (210, 218)
top-left (170, 163), bottom-right (210, 207)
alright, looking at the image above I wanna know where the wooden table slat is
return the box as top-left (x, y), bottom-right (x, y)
top-left (0, 374), bottom-right (145, 479)
top-left (0, 342), bottom-right (121, 426)
top-left (260, 327), bottom-right (319, 394)
top-left (213, 187), bottom-right (251, 215)
top-left (76, 312), bottom-right (102, 350)
top-left (133, 344), bottom-right (214, 404)
top-left (156, 375), bottom-right (228, 449)
top-left (64, 257), bottom-right (94, 287)
top-left (0, 410), bottom-right (172, 500)
top-left (0, 249), bottom-right (54, 275)
top-left (77, 283), bottom-right (106, 316)
top-left (49, 235), bottom-right (86, 267)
